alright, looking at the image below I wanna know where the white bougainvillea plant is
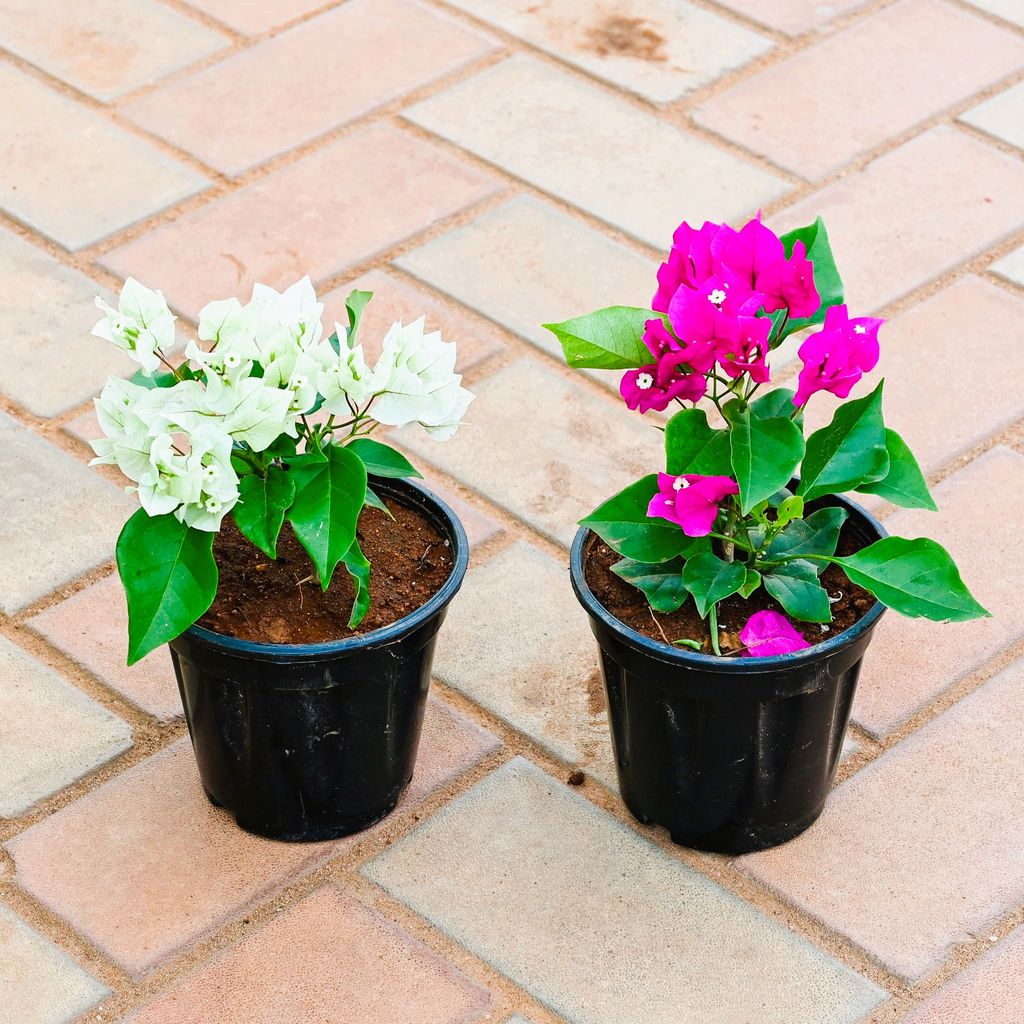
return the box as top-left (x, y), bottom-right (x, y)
top-left (90, 276), bottom-right (473, 664)
top-left (546, 214), bottom-right (988, 657)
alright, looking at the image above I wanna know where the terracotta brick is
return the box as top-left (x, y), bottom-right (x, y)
top-left (964, 0), bottom-right (1024, 28)
top-left (26, 575), bottom-right (182, 722)
top-left (394, 358), bottom-right (656, 547)
top-left (417, 474), bottom-right (504, 551)
top-left (6, 700), bottom-right (498, 978)
top-left (181, 0), bottom-right (333, 35)
top-left (0, 903), bottom-right (108, 1024)
top-left (442, 0), bottom-right (770, 103)
top-left (694, 0), bottom-right (1024, 180)
top-left (0, 413), bottom-right (133, 614)
top-left (365, 758), bottom-right (885, 1024)
top-left (903, 924), bottom-right (1024, 1023)
top-left (776, 127), bottom-right (1024, 311)
top-left (794, 277), bottom-right (1024, 476)
top-left (742, 660), bottom-right (1024, 983)
top-left (0, 228), bottom-right (133, 418)
top-left (961, 80), bottom-right (1024, 151)
top-left (850, 447), bottom-right (1024, 737)
top-left (395, 197), bottom-right (655, 371)
top-left (320, 268), bottom-right (504, 373)
top-left (0, 63), bottom-right (207, 251)
top-left (404, 55), bottom-right (789, 249)
top-left (123, 0), bottom-right (497, 177)
top-left (120, 887), bottom-right (491, 1024)
top-left (713, 0), bottom-right (871, 36)
top-left (0, 0), bottom-right (227, 101)
top-left (0, 636), bottom-right (131, 818)
top-left (100, 123), bottom-right (500, 320)
top-left (435, 541), bottom-right (610, 768)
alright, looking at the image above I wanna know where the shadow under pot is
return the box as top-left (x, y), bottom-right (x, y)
top-left (169, 477), bottom-right (469, 843)
top-left (570, 493), bottom-right (887, 855)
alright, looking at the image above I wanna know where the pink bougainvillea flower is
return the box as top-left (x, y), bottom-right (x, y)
top-left (643, 318), bottom-right (717, 380)
top-left (667, 272), bottom-right (761, 343)
top-left (792, 304), bottom-right (883, 407)
top-left (621, 366), bottom-right (706, 413)
top-left (739, 610), bottom-right (811, 658)
top-left (714, 313), bottom-right (772, 384)
top-left (647, 473), bottom-right (739, 537)
top-left (651, 220), bottom-right (722, 313)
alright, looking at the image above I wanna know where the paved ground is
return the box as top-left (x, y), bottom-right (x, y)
top-left (2, 0), bottom-right (1024, 1021)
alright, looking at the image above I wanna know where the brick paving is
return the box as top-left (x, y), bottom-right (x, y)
top-left (1, 2), bottom-right (1023, 1021)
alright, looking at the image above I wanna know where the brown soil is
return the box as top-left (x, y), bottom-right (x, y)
top-left (198, 497), bottom-right (454, 644)
top-left (583, 526), bottom-right (876, 656)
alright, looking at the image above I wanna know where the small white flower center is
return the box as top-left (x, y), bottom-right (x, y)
top-left (224, 352), bottom-right (242, 368)
top-left (853, 325), bottom-right (866, 334)
top-left (708, 288), bottom-right (727, 307)
top-left (291, 375), bottom-right (307, 391)
top-left (204, 498), bottom-right (222, 514)
top-left (672, 477), bottom-right (689, 491)
top-left (203, 464), bottom-right (220, 481)
top-left (636, 372), bottom-right (654, 390)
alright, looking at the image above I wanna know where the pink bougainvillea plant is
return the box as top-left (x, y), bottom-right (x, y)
top-left (546, 215), bottom-right (988, 656)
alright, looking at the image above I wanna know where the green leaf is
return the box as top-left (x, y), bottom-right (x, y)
top-left (342, 536), bottom-right (372, 629)
top-left (544, 306), bottom-right (655, 370)
top-left (347, 438), bottom-right (421, 479)
top-left (777, 216), bottom-right (844, 338)
top-left (673, 638), bottom-right (703, 650)
top-left (345, 289), bottom-right (373, 341)
top-left (726, 404), bottom-right (805, 515)
top-left (265, 434), bottom-right (297, 460)
top-left (776, 494), bottom-right (805, 528)
top-left (798, 381), bottom-right (888, 502)
top-left (363, 485), bottom-right (394, 518)
top-left (832, 536), bottom-right (989, 622)
top-left (857, 429), bottom-right (936, 510)
top-left (751, 387), bottom-right (800, 423)
top-left (763, 562), bottom-right (831, 622)
top-left (116, 510), bottom-right (218, 666)
top-left (286, 443), bottom-right (367, 590)
top-left (232, 468), bottom-right (296, 559)
top-left (739, 566), bottom-right (762, 599)
top-left (611, 557), bottom-right (687, 614)
top-left (765, 506), bottom-right (848, 574)
top-left (580, 475), bottom-right (696, 563)
top-left (681, 552), bottom-right (747, 619)
top-left (664, 408), bottom-right (730, 476)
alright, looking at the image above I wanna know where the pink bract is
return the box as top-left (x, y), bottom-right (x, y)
top-left (621, 366), bottom-right (706, 413)
top-left (651, 220), bottom-right (721, 313)
top-left (647, 473), bottom-right (739, 537)
top-left (793, 304), bottom-right (883, 407)
top-left (739, 610), bottom-right (811, 657)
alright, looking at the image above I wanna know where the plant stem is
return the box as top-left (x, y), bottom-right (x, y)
top-left (709, 603), bottom-right (722, 656)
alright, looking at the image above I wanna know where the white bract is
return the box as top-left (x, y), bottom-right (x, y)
top-left (92, 278), bottom-right (176, 376)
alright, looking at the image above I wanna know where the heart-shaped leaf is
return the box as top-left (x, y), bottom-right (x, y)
top-left (544, 306), bottom-right (655, 370)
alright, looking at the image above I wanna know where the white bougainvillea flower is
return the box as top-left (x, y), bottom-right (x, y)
top-left (92, 278), bottom-right (175, 375)
top-left (370, 317), bottom-right (474, 440)
top-left (247, 277), bottom-right (324, 386)
top-left (181, 375), bottom-right (296, 452)
top-left (184, 340), bottom-right (253, 408)
top-left (197, 297), bottom-right (258, 358)
top-left (315, 323), bottom-right (379, 412)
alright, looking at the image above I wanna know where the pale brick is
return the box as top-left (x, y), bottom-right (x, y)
top-left (27, 575), bottom-right (182, 722)
top-left (394, 358), bottom-right (657, 547)
top-left (123, 0), bottom-right (497, 177)
top-left (961, 79), bottom-right (1024, 151)
top-left (395, 197), bottom-right (655, 368)
top-left (100, 124), bottom-right (499, 320)
top-left (991, 244), bottom-right (1024, 286)
top-left (0, 229), bottom-right (132, 417)
top-left (6, 700), bottom-right (498, 978)
top-left (0, 63), bottom-right (207, 251)
top-left (694, 0), bottom-right (1024, 180)
top-left (742, 660), bottom-right (1024, 983)
top-left (776, 127), bottom-right (1024, 310)
top-left (364, 758), bottom-right (885, 1024)
top-left (442, 0), bottom-right (770, 103)
top-left (964, 0), bottom-right (1024, 28)
top-left (435, 541), bottom-right (609, 766)
top-left (0, 636), bottom-right (131, 817)
top-left (0, 413), bottom-right (133, 613)
top-left (0, 903), bottom-right (108, 1024)
top-left (404, 55), bottom-right (789, 249)
top-left (852, 448), bottom-right (1024, 737)
top-left (182, 0), bottom-right (332, 35)
top-left (120, 887), bottom-right (491, 1024)
top-left (713, 0), bottom-right (871, 36)
top-left (0, 0), bottom-right (227, 101)
top-left (904, 924), bottom-right (1024, 1024)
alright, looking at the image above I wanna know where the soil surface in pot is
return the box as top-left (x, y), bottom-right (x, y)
top-left (198, 496), bottom-right (453, 644)
top-left (583, 527), bottom-right (875, 655)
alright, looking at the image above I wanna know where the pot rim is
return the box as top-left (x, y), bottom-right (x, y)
top-left (181, 475), bottom-right (469, 660)
top-left (570, 491), bottom-right (888, 674)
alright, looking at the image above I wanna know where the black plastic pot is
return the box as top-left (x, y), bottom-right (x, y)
top-left (169, 477), bottom-right (469, 843)
top-left (570, 494), bottom-right (887, 855)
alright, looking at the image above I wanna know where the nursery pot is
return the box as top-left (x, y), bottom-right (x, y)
top-left (570, 494), bottom-right (887, 855)
top-left (169, 477), bottom-right (469, 842)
